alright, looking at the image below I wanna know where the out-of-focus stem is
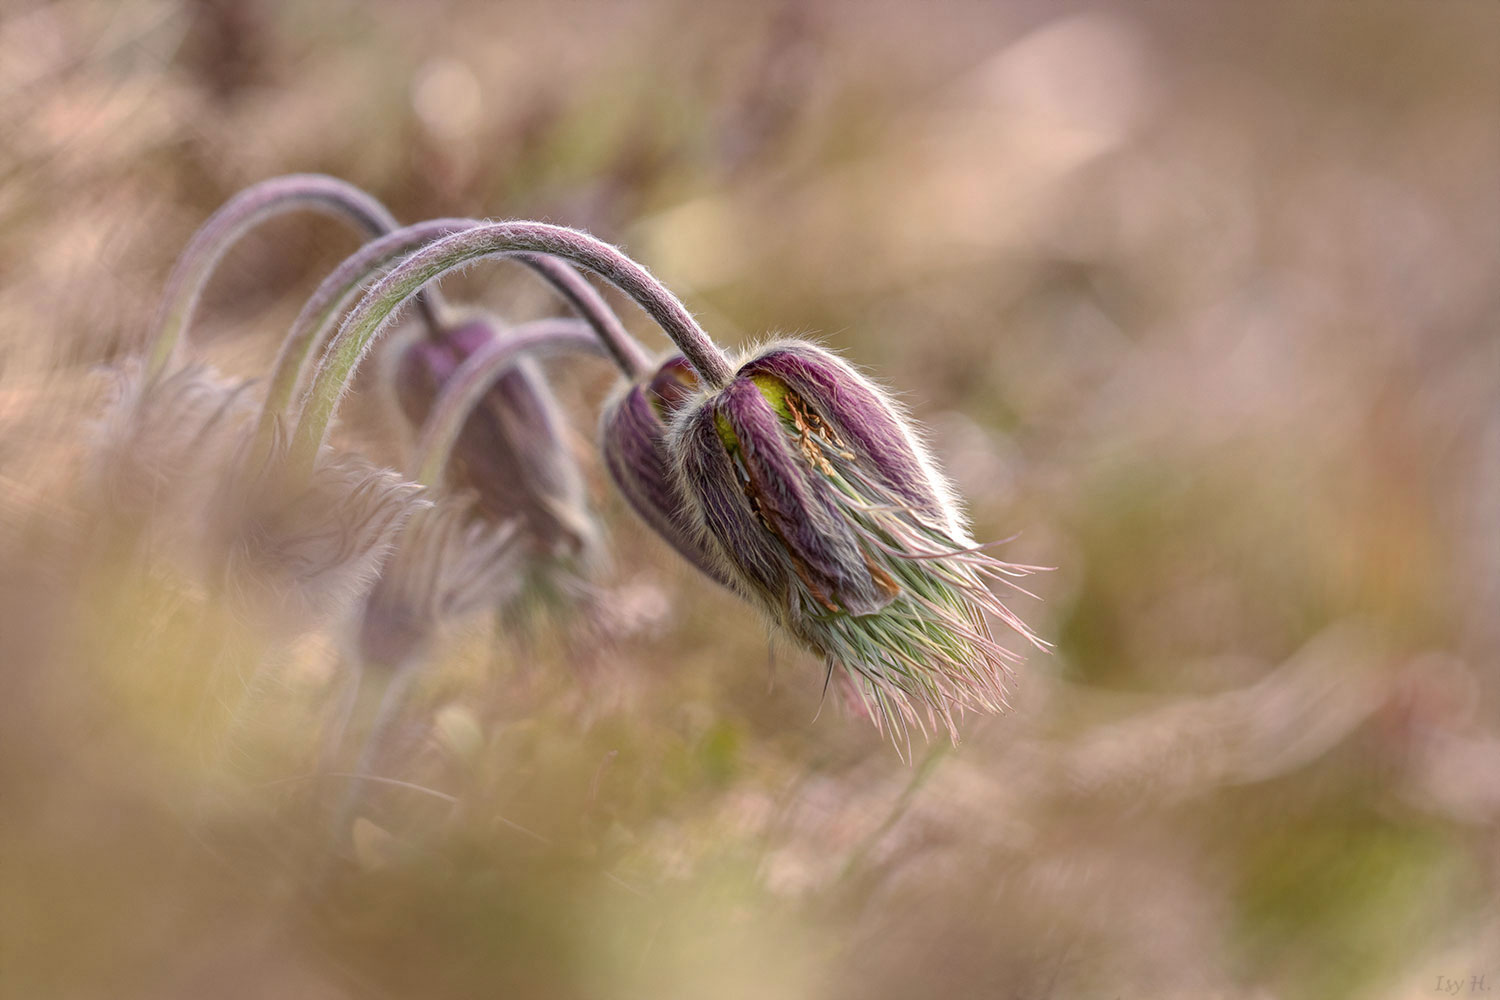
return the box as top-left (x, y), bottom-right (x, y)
top-left (289, 221), bottom-right (733, 478)
top-left (516, 253), bottom-right (651, 378)
top-left (145, 174), bottom-right (445, 378)
top-left (327, 658), bottom-right (421, 851)
top-left (410, 318), bottom-right (605, 487)
top-left (251, 218), bottom-right (480, 465)
top-left (316, 661), bottom-right (365, 778)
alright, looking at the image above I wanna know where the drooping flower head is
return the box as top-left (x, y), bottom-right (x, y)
top-left (323, 498), bottom-right (517, 851)
top-left (659, 340), bottom-right (1044, 745)
top-left (87, 360), bottom-right (256, 544)
top-left (392, 312), bottom-right (604, 608)
top-left (600, 355), bottom-right (732, 586)
top-left (356, 498), bottom-right (521, 670)
top-left (256, 212), bottom-right (1041, 742)
top-left (205, 428), bottom-right (430, 633)
top-left (93, 174), bottom-right (431, 565)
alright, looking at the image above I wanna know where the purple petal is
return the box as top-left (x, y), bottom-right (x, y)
top-left (647, 355), bottom-right (700, 417)
top-left (740, 343), bottom-right (945, 516)
top-left (600, 381), bottom-right (730, 585)
top-left (395, 318), bottom-right (597, 560)
top-left (700, 379), bottom-right (895, 616)
top-left (675, 397), bottom-right (789, 599)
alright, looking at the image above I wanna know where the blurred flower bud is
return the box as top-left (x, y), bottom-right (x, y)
top-left (666, 340), bottom-right (1043, 744)
top-left (599, 355), bottom-right (732, 586)
top-left (206, 431), bottom-right (430, 632)
top-left (356, 498), bottom-right (520, 669)
top-left (87, 360), bottom-right (255, 544)
top-left (333, 501), bottom-right (517, 845)
top-left (393, 313), bottom-right (602, 592)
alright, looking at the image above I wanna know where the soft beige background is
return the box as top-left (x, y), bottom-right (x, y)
top-left (1, 2), bottom-right (1497, 997)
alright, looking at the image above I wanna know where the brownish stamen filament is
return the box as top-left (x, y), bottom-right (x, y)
top-left (785, 391), bottom-right (843, 476)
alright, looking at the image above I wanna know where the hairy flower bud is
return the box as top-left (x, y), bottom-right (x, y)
top-left (356, 499), bottom-right (520, 669)
top-left (205, 429), bottom-right (431, 632)
top-left (666, 340), bottom-right (1043, 744)
top-left (88, 360), bottom-right (255, 543)
top-left (393, 313), bottom-right (602, 581)
top-left (330, 496), bottom-right (517, 849)
top-left (599, 355), bottom-right (731, 585)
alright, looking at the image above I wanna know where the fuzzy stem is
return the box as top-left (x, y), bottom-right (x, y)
top-left (253, 226), bottom-right (657, 468)
top-left (317, 660), bottom-right (365, 777)
top-left (328, 658), bottom-right (421, 850)
top-left (145, 174), bottom-right (445, 378)
top-left (252, 218), bottom-right (480, 462)
top-left (515, 253), bottom-right (652, 378)
top-left (410, 318), bottom-right (605, 486)
top-left (289, 222), bottom-right (733, 478)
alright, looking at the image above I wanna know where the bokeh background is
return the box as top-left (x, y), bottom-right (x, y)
top-left (2, 1), bottom-right (1498, 997)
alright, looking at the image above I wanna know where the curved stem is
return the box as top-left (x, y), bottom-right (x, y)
top-left (290, 222), bottom-right (733, 478)
top-left (328, 658), bottom-right (421, 851)
top-left (410, 318), bottom-right (605, 486)
top-left (254, 225), bottom-right (659, 469)
top-left (252, 218), bottom-right (481, 462)
top-left (145, 175), bottom-right (418, 378)
top-left (317, 659), bottom-right (364, 777)
top-left (516, 253), bottom-right (651, 378)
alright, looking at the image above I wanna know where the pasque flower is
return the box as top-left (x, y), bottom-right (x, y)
top-left (87, 360), bottom-right (256, 545)
top-left (275, 216), bottom-right (1043, 745)
top-left (663, 340), bottom-right (1043, 744)
top-left (330, 319), bottom-right (605, 843)
top-left (356, 501), bottom-right (520, 671)
top-left (93, 175), bottom-right (417, 543)
top-left (393, 312), bottom-right (601, 574)
top-left (205, 430), bottom-right (430, 630)
top-left (600, 355), bottom-right (733, 586)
